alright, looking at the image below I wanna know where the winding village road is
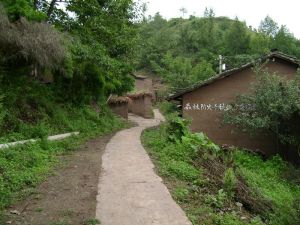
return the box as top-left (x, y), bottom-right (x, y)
top-left (96, 109), bottom-right (192, 225)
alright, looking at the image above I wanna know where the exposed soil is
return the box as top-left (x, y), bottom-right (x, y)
top-left (3, 134), bottom-right (114, 225)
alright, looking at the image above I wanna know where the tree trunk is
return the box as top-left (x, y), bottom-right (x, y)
top-left (34, 0), bottom-right (39, 10)
top-left (47, 0), bottom-right (57, 19)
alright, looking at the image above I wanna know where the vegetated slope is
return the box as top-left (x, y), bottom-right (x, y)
top-left (142, 106), bottom-right (300, 225)
top-left (0, 76), bottom-right (127, 216)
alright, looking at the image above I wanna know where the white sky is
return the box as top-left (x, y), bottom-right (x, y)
top-left (143, 0), bottom-right (300, 39)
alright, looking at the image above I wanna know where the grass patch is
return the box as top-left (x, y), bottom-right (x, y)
top-left (234, 151), bottom-right (300, 225)
top-left (0, 110), bottom-right (126, 211)
top-left (142, 117), bottom-right (300, 225)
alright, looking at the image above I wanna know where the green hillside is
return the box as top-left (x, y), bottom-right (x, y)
top-left (135, 11), bottom-right (300, 91)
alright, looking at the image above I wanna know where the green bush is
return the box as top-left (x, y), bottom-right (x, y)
top-left (223, 168), bottom-right (237, 198)
top-left (158, 101), bottom-right (178, 116)
top-left (205, 189), bottom-right (227, 209)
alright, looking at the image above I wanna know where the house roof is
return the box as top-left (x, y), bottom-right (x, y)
top-left (168, 51), bottom-right (300, 100)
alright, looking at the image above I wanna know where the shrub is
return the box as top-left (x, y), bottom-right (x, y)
top-left (223, 67), bottom-right (300, 148)
top-left (166, 113), bottom-right (190, 142)
top-left (223, 168), bottom-right (237, 198)
top-left (205, 189), bottom-right (227, 209)
top-left (0, 6), bottom-right (66, 70)
top-left (163, 160), bottom-right (199, 181)
top-left (143, 113), bottom-right (300, 225)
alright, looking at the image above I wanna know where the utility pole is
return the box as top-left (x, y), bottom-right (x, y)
top-left (219, 55), bottom-right (223, 74)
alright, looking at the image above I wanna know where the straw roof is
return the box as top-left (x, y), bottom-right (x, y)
top-left (127, 92), bottom-right (153, 99)
top-left (108, 96), bottom-right (130, 104)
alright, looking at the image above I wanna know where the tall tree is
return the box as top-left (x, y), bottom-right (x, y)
top-left (272, 25), bottom-right (295, 54)
top-left (258, 16), bottom-right (279, 37)
top-left (179, 7), bottom-right (187, 18)
top-left (224, 18), bottom-right (250, 55)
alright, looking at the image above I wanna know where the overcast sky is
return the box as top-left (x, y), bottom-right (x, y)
top-left (142, 0), bottom-right (300, 39)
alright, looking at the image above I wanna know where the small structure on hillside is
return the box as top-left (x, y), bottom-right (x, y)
top-left (168, 51), bottom-right (300, 162)
top-left (131, 73), bottom-right (155, 100)
top-left (127, 92), bottom-right (153, 118)
top-left (108, 96), bottom-right (130, 120)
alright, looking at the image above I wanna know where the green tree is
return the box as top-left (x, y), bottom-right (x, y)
top-left (191, 61), bottom-right (215, 82)
top-left (161, 54), bottom-right (193, 91)
top-left (224, 18), bottom-right (250, 55)
top-left (272, 26), bottom-right (295, 54)
top-left (0, 0), bottom-right (46, 21)
top-left (258, 16), bottom-right (279, 37)
top-left (249, 32), bottom-right (271, 54)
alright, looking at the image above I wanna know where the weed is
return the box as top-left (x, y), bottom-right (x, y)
top-left (234, 151), bottom-right (300, 225)
top-left (34, 208), bottom-right (43, 212)
top-left (163, 160), bottom-right (199, 181)
top-left (84, 218), bottom-right (101, 225)
top-left (173, 187), bottom-right (189, 202)
top-left (205, 189), bottom-right (227, 209)
top-left (223, 168), bottom-right (237, 198)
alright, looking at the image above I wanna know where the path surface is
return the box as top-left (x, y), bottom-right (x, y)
top-left (96, 109), bottom-right (192, 225)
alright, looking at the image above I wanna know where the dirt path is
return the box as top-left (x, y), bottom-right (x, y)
top-left (96, 109), bottom-right (192, 225)
top-left (3, 134), bottom-right (114, 225)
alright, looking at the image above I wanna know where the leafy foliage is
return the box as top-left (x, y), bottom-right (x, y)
top-left (223, 68), bottom-right (300, 147)
top-left (0, 0), bottom-right (139, 102)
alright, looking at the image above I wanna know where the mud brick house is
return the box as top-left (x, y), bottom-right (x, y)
top-left (127, 92), bottom-right (153, 118)
top-left (168, 51), bottom-right (300, 161)
top-left (108, 96), bottom-right (130, 119)
top-left (131, 73), bottom-right (155, 100)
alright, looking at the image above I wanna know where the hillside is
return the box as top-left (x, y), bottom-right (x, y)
top-left (135, 12), bottom-right (300, 91)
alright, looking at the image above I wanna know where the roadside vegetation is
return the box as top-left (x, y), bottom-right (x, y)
top-left (0, 83), bottom-right (126, 214)
top-left (0, 0), bottom-right (137, 219)
top-left (142, 103), bottom-right (300, 225)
